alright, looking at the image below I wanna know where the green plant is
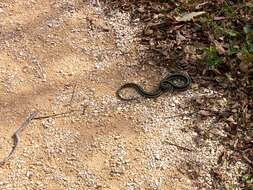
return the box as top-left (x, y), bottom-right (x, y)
top-left (241, 48), bottom-right (253, 63)
top-left (243, 173), bottom-right (253, 190)
top-left (203, 46), bottom-right (223, 68)
top-left (244, 24), bottom-right (253, 54)
top-left (239, 24), bottom-right (253, 64)
top-left (228, 44), bottom-right (239, 56)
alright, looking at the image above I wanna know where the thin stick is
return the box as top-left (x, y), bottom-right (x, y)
top-left (69, 83), bottom-right (77, 106)
top-left (33, 109), bottom-right (79, 120)
top-left (165, 141), bottom-right (193, 152)
top-left (0, 111), bottom-right (38, 166)
top-left (82, 104), bottom-right (88, 115)
top-left (242, 153), bottom-right (253, 166)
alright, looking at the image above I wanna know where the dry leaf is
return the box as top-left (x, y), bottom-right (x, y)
top-left (246, 2), bottom-right (253, 7)
top-left (214, 40), bottom-right (226, 54)
top-left (199, 110), bottom-right (211, 116)
top-left (195, 2), bottom-right (208, 9)
top-left (176, 31), bottom-right (186, 45)
top-left (227, 116), bottom-right (237, 125)
top-left (239, 62), bottom-right (249, 73)
top-left (137, 6), bottom-right (145, 13)
top-left (144, 28), bottom-right (153, 36)
top-left (175, 11), bottom-right (206, 22)
top-left (214, 16), bottom-right (226, 21)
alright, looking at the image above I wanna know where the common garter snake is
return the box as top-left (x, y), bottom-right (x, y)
top-left (116, 73), bottom-right (191, 101)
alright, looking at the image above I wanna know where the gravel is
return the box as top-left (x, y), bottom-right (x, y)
top-left (0, 1), bottom-right (248, 190)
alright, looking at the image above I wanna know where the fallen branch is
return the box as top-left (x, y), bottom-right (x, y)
top-left (0, 111), bottom-right (38, 166)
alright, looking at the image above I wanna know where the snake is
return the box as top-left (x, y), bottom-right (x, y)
top-left (116, 73), bottom-right (191, 101)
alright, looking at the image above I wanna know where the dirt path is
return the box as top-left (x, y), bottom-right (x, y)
top-left (0, 1), bottom-right (246, 190)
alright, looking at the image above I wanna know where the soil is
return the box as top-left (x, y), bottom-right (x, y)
top-left (0, 1), bottom-right (248, 190)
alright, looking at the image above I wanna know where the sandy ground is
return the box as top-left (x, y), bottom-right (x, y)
top-left (0, 1), bottom-right (247, 190)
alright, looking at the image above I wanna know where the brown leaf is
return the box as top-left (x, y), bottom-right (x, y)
top-left (226, 116), bottom-right (237, 124)
top-left (195, 2), bottom-right (209, 9)
top-left (214, 40), bottom-right (226, 54)
top-left (175, 11), bottom-right (206, 22)
top-left (213, 16), bottom-right (226, 21)
top-left (176, 31), bottom-right (186, 45)
top-left (246, 2), bottom-right (253, 7)
top-left (199, 110), bottom-right (212, 116)
top-left (144, 28), bottom-right (153, 36)
top-left (137, 6), bottom-right (145, 13)
top-left (239, 62), bottom-right (250, 73)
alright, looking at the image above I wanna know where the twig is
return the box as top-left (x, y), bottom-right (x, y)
top-left (242, 153), bottom-right (253, 166)
top-left (68, 83), bottom-right (77, 107)
top-left (33, 110), bottom-right (78, 120)
top-left (82, 104), bottom-right (88, 115)
top-left (0, 112), bottom-right (38, 166)
top-left (241, 149), bottom-right (253, 167)
top-left (96, 0), bottom-right (101, 7)
top-left (164, 141), bottom-right (193, 152)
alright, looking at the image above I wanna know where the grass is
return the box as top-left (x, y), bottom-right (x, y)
top-left (195, 2), bottom-right (253, 69)
top-left (203, 46), bottom-right (223, 68)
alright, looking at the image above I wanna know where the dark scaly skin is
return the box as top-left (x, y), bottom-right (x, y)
top-left (116, 83), bottom-right (163, 101)
top-left (116, 73), bottom-right (191, 101)
top-left (164, 73), bottom-right (191, 90)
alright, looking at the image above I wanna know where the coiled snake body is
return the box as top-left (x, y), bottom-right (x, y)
top-left (116, 73), bottom-right (191, 101)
